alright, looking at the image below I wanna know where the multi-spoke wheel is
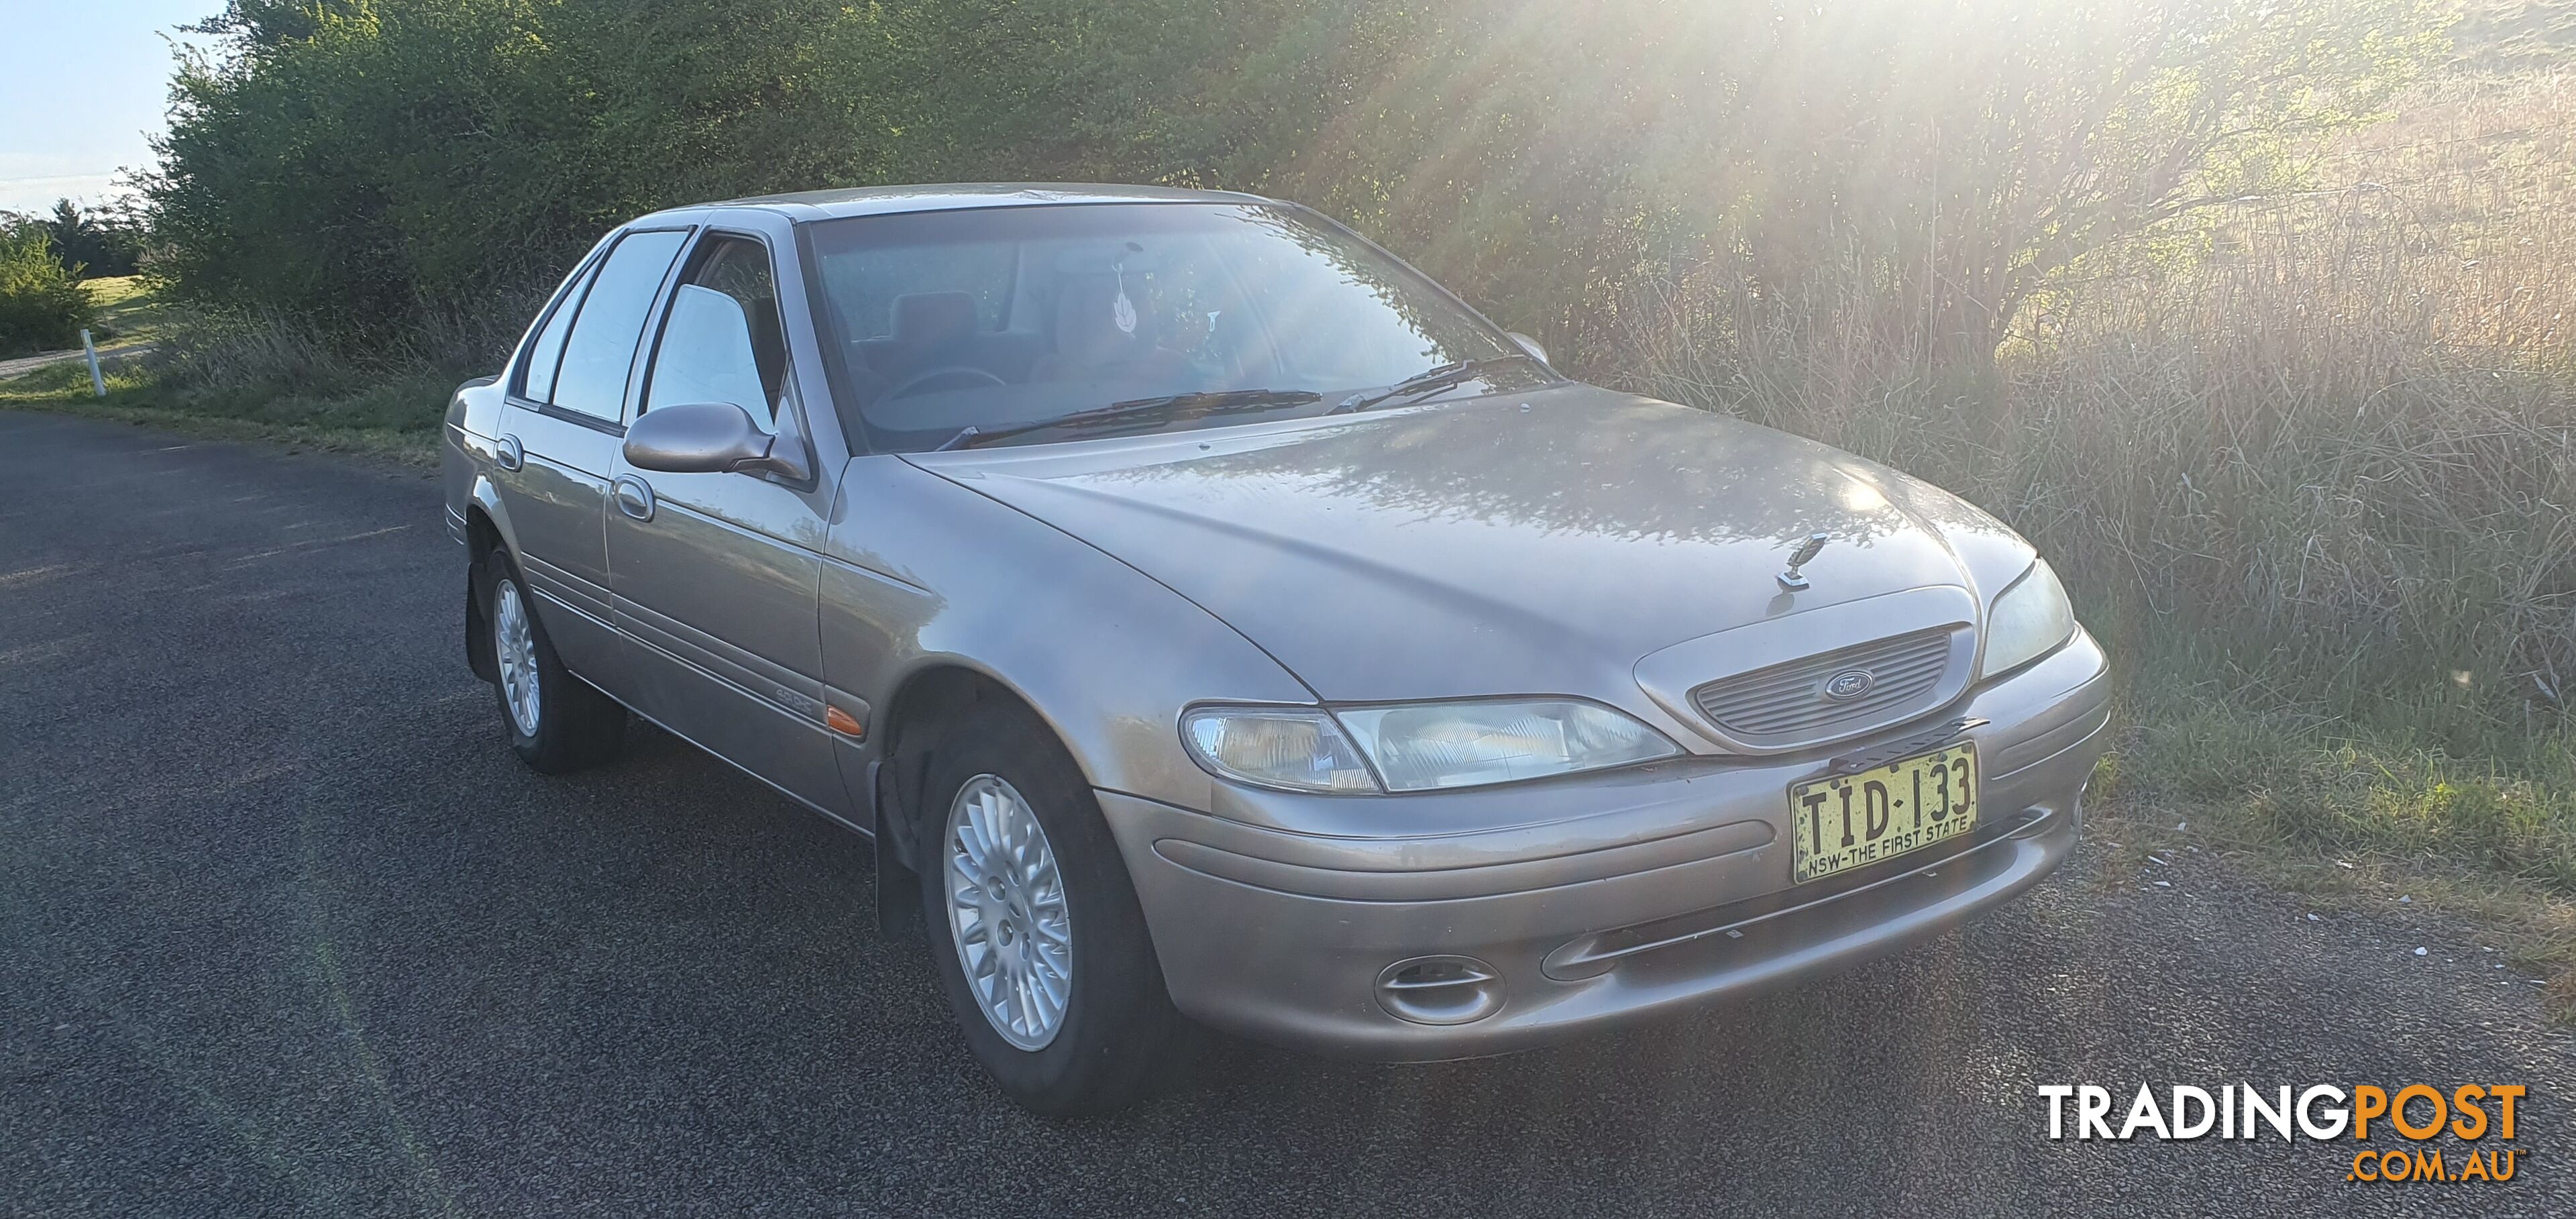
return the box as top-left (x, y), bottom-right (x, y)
top-left (476, 549), bottom-right (625, 773)
top-left (916, 701), bottom-right (1197, 1115)
top-left (492, 577), bottom-right (543, 738)
top-left (942, 775), bottom-right (1075, 1049)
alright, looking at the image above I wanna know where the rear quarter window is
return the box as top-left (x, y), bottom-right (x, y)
top-left (514, 260), bottom-right (598, 402)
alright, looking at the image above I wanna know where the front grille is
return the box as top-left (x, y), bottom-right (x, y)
top-left (1690, 627), bottom-right (1954, 740)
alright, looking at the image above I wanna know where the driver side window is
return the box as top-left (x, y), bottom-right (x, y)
top-left (645, 235), bottom-right (790, 428)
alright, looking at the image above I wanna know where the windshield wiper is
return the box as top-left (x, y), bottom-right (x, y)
top-left (934, 388), bottom-right (1324, 452)
top-left (1327, 354), bottom-right (1540, 415)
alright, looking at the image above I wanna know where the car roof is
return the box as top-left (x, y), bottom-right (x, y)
top-left (639, 182), bottom-right (1278, 225)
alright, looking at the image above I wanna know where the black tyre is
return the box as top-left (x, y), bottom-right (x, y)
top-left (478, 552), bottom-right (625, 774)
top-left (916, 701), bottom-right (1195, 1115)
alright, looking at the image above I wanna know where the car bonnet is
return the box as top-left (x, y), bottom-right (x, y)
top-left (902, 383), bottom-right (2029, 732)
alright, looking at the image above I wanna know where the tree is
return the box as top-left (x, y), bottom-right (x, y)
top-left (142, 0), bottom-right (916, 352)
top-left (0, 227), bottom-right (96, 355)
top-left (43, 199), bottom-right (144, 278)
top-left (136, 0), bottom-right (2451, 376)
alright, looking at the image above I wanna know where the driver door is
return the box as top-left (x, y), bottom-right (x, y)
top-left (605, 230), bottom-right (842, 810)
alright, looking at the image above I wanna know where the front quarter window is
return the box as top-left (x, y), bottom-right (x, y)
top-left (644, 234), bottom-right (791, 428)
top-left (804, 203), bottom-right (1545, 452)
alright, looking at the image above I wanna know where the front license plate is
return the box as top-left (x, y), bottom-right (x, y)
top-left (1788, 743), bottom-right (1978, 884)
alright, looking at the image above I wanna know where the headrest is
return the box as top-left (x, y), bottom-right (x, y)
top-left (890, 292), bottom-right (977, 347)
top-left (1053, 275), bottom-right (1135, 365)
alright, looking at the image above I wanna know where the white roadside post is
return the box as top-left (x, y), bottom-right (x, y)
top-left (80, 328), bottom-right (105, 397)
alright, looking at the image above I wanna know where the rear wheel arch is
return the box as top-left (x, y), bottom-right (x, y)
top-left (473, 530), bottom-right (625, 772)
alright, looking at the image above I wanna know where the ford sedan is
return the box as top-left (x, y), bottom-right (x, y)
top-left (442, 184), bottom-right (2110, 1114)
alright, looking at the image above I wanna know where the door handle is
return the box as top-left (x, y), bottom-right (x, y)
top-left (494, 433), bottom-right (524, 472)
top-left (613, 474), bottom-right (656, 521)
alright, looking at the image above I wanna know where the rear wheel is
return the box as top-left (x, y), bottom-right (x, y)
top-left (480, 553), bottom-right (625, 773)
top-left (917, 702), bottom-right (1195, 1114)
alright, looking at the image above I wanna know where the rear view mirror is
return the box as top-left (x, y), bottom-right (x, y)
top-left (1505, 331), bottom-right (1550, 366)
top-left (623, 401), bottom-right (807, 480)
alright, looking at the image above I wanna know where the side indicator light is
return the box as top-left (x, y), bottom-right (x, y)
top-left (824, 706), bottom-right (866, 739)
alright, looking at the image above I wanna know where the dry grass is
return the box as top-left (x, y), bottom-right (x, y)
top-left (1600, 67), bottom-right (2576, 686)
top-left (1587, 63), bottom-right (2576, 1012)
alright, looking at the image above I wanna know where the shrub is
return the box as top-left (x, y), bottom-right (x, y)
top-left (0, 228), bottom-right (95, 355)
top-left (143, 0), bottom-right (2449, 368)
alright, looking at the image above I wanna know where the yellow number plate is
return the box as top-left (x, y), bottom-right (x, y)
top-left (1788, 744), bottom-right (1978, 884)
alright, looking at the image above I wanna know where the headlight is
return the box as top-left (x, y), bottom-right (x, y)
top-left (1337, 698), bottom-right (1680, 792)
top-left (1181, 707), bottom-right (1378, 793)
top-left (1980, 559), bottom-right (2076, 679)
top-left (1183, 699), bottom-right (1682, 794)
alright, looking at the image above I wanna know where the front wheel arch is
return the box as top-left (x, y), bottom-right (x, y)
top-left (911, 696), bottom-right (1198, 1112)
top-left (875, 664), bottom-right (1049, 875)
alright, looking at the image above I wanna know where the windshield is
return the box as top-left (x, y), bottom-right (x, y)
top-left (803, 202), bottom-right (1552, 452)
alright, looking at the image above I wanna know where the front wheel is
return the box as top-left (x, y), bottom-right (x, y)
top-left (918, 703), bottom-right (1195, 1114)
top-left (480, 554), bottom-right (625, 773)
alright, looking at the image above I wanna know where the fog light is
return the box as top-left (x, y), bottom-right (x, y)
top-left (1375, 955), bottom-right (1504, 1025)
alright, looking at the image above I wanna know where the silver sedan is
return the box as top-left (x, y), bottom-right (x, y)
top-left (442, 184), bottom-right (2110, 1114)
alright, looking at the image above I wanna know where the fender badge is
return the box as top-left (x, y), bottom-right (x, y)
top-left (1777, 532), bottom-right (1831, 591)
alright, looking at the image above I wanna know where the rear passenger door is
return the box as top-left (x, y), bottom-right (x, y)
top-left (604, 229), bottom-right (842, 811)
top-left (493, 226), bottom-right (691, 690)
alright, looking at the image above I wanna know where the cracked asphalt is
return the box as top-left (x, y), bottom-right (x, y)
top-left (2, 409), bottom-right (2569, 1216)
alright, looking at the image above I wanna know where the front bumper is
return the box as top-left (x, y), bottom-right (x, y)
top-left (1101, 629), bottom-right (2111, 1060)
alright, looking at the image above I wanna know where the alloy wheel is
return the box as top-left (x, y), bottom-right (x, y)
top-left (942, 774), bottom-right (1075, 1050)
top-left (493, 577), bottom-right (541, 737)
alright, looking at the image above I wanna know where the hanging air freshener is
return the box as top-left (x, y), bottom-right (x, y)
top-left (1112, 259), bottom-right (1138, 335)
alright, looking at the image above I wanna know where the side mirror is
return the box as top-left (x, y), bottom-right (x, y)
top-left (623, 401), bottom-right (806, 480)
top-left (1505, 331), bottom-right (1550, 366)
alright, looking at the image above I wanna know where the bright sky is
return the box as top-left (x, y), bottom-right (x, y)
top-left (0, 1), bottom-right (223, 214)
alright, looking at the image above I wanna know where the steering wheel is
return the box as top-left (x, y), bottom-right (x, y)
top-left (887, 365), bottom-right (1006, 399)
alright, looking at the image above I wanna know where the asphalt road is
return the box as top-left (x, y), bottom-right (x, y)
top-left (2, 409), bottom-right (2568, 1217)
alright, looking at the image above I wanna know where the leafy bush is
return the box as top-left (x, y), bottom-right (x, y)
top-left (144, 0), bottom-right (2449, 367)
top-left (0, 227), bottom-right (95, 355)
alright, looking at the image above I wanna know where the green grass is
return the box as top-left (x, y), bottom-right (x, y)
top-left (82, 275), bottom-right (168, 348)
top-left (2092, 624), bottom-right (2576, 1018)
top-left (0, 276), bottom-right (450, 460)
top-left (0, 356), bottom-right (448, 464)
